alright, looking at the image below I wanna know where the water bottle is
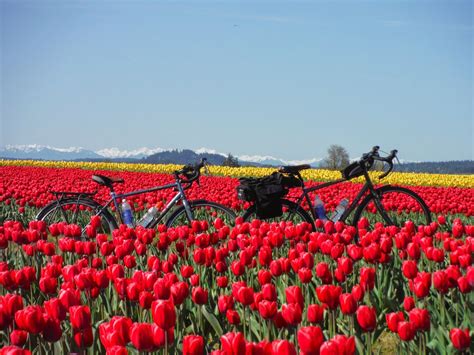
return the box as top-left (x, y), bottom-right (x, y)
top-left (314, 195), bottom-right (328, 222)
top-left (138, 206), bottom-right (158, 227)
top-left (121, 199), bottom-right (134, 227)
top-left (331, 198), bottom-right (349, 222)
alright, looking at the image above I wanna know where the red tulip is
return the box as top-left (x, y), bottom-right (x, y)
top-left (73, 327), bottom-right (93, 348)
top-left (169, 281), bottom-right (188, 305)
top-left (42, 315), bottom-right (62, 343)
top-left (217, 276), bottom-right (228, 288)
top-left (457, 276), bottom-right (472, 293)
top-left (397, 321), bottom-right (416, 341)
top-left (433, 270), bottom-right (449, 294)
top-left (15, 306), bottom-right (45, 334)
top-left (221, 332), bottom-right (246, 355)
top-left (257, 270), bottom-right (272, 285)
top-left (261, 284), bottom-right (277, 301)
top-left (297, 326), bottom-right (324, 354)
top-left (339, 293), bottom-right (357, 315)
top-left (449, 328), bottom-right (470, 350)
top-left (130, 323), bottom-right (155, 352)
top-left (307, 304), bottom-right (325, 324)
top-left (226, 309), bottom-right (241, 325)
top-left (408, 308), bottom-right (430, 332)
top-left (285, 286), bottom-right (304, 308)
top-left (403, 297), bottom-right (415, 312)
top-left (316, 285), bottom-right (342, 309)
top-left (281, 303), bottom-right (302, 326)
top-left (402, 260), bottom-right (418, 280)
top-left (356, 305), bottom-right (376, 332)
top-left (99, 316), bottom-right (132, 349)
top-left (152, 299), bottom-right (176, 329)
top-left (2, 293), bottom-right (24, 319)
top-left (332, 335), bottom-right (355, 355)
top-left (258, 300), bottom-right (277, 319)
top-left (183, 335), bottom-right (204, 355)
top-left (217, 295), bottom-right (234, 314)
top-left (270, 260), bottom-right (283, 277)
top-left (58, 288), bottom-right (81, 309)
top-left (237, 286), bottom-right (254, 306)
top-left (351, 285), bottom-right (364, 302)
top-left (192, 287), bottom-right (208, 305)
top-left (44, 298), bottom-right (67, 321)
top-left (298, 267), bottom-right (313, 283)
top-left (386, 312), bottom-right (404, 333)
top-left (153, 278), bottom-right (171, 300)
top-left (359, 267), bottom-right (375, 291)
top-left (10, 330), bottom-right (28, 346)
top-left (152, 324), bottom-right (174, 348)
top-left (337, 257), bottom-right (353, 275)
top-left (69, 305), bottom-right (91, 331)
top-left (270, 339), bottom-right (296, 355)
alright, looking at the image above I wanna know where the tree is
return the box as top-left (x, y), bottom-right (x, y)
top-left (322, 145), bottom-right (350, 170)
top-left (222, 153), bottom-right (240, 167)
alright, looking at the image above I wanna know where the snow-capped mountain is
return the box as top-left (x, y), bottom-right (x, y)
top-left (0, 144), bottom-right (322, 167)
top-left (194, 148), bottom-right (322, 166)
top-left (96, 147), bottom-right (167, 159)
top-left (0, 145), bottom-right (102, 160)
top-left (238, 155), bottom-right (322, 167)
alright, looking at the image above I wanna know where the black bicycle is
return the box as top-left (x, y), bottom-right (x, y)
top-left (242, 146), bottom-right (432, 229)
top-left (36, 158), bottom-right (235, 234)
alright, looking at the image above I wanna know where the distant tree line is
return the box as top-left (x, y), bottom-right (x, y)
top-left (394, 161), bottom-right (474, 174)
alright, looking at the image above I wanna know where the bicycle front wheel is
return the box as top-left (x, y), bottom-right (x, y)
top-left (36, 198), bottom-right (118, 235)
top-left (241, 199), bottom-right (315, 229)
top-left (165, 200), bottom-right (236, 230)
top-left (352, 186), bottom-right (432, 227)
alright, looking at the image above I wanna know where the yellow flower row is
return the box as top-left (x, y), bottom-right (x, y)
top-left (1, 159), bottom-right (473, 188)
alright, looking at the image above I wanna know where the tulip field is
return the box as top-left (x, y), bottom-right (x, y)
top-left (0, 160), bottom-right (473, 354)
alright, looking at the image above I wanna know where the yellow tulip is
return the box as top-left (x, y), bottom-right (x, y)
top-left (1, 159), bottom-right (472, 188)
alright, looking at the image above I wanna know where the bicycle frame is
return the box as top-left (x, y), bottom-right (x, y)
top-left (290, 170), bottom-right (388, 224)
top-left (93, 179), bottom-right (194, 229)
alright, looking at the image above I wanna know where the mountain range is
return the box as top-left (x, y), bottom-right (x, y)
top-left (1, 145), bottom-right (472, 174)
top-left (0, 144), bottom-right (323, 167)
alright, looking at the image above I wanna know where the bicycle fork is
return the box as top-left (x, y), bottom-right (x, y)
top-left (176, 183), bottom-right (195, 222)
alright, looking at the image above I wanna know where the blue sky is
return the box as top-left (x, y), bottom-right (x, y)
top-left (1, 0), bottom-right (472, 161)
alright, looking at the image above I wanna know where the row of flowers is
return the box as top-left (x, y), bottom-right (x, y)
top-left (0, 215), bottom-right (472, 354)
top-left (0, 166), bottom-right (473, 218)
top-left (1, 159), bottom-right (473, 188)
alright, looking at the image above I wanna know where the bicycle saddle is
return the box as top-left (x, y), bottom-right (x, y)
top-left (278, 164), bottom-right (311, 174)
top-left (91, 174), bottom-right (124, 188)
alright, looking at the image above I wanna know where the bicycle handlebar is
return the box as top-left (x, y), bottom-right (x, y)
top-left (174, 158), bottom-right (209, 185)
top-left (360, 147), bottom-right (398, 179)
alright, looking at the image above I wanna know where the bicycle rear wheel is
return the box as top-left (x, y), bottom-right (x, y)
top-left (242, 199), bottom-right (315, 229)
top-left (165, 200), bottom-right (236, 231)
top-left (352, 186), bottom-right (432, 228)
top-left (36, 198), bottom-right (118, 235)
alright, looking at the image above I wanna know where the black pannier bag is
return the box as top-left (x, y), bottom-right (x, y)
top-left (237, 172), bottom-right (297, 219)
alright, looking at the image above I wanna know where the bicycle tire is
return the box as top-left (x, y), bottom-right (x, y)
top-left (241, 198), bottom-right (315, 230)
top-left (165, 200), bottom-right (236, 229)
top-left (352, 185), bottom-right (432, 228)
top-left (36, 198), bottom-right (118, 234)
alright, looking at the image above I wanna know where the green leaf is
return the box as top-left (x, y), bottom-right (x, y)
top-left (355, 335), bottom-right (365, 354)
top-left (201, 305), bottom-right (223, 337)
